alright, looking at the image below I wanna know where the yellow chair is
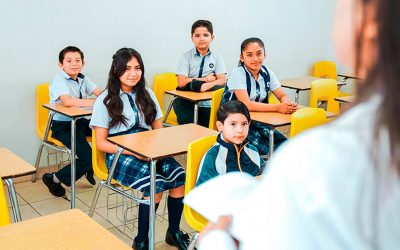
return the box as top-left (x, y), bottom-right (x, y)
top-left (0, 182), bottom-right (11, 226)
top-left (32, 83), bottom-right (70, 181)
top-left (208, 88), bottom-right (224, 131)
top-left (268, 92), bottom-right (280, 104)
top-left (310, 79), bottom-right (340, 114)
top-left (184, 135), bottom-right (217, 233)
top-left (313, 61), bottom-right (350, 97)
top-left (153, 73), bottom-right (179, 126)
top-left (290, 108), bottom-right (327, 137)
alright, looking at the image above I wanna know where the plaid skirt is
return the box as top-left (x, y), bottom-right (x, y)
top-left (247, 121), bottom-right (287, 155)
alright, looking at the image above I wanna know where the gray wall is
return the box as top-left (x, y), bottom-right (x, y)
top-left (0, 0), bottom-right (339, 164)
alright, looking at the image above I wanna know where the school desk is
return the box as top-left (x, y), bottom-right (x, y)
top-left (0, 209), bottom-right (130, 249)
top-left (335, 95), bottom-right (355, 104)
top-left (0, 148), bottom-right (36, 223)
top-left (42, 103), bottom-right (92, 209)
top-left (106, 124), bottom-right (218, 250)
top-left (164, 90), bottom-right (213, 125)
top-left (280, 76), bottom-right (346, 103)
top-left (338, 73), bottom-right (362, 81)
top-left (250, 108), bottom-right (336, 157)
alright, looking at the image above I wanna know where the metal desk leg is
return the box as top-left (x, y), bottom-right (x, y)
top-left (4, 178), bottom-right (22, 222)
top-left (295, 90), bottom-right (300, 104)
top-left (149, 159), bottom-right (157, 250)
top-left (70, 118), bottom-right (77, 209)
top-left (193, 103), bottom-right (199, 124)
top-left (268, 128), bottom-right (275, 158)
top-left (163, 96), bottom-right (178, 125)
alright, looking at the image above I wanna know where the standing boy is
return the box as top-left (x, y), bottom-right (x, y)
top-left (175, 20), bottom-right (227, 127)
top-left (42, 46), bottom-right (102, 197)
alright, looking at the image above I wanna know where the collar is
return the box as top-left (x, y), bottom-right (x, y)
top-left (242, 65), bottom-right (265, 81)
top-left (194, 48), bottom-right (211, 57)
top-left (217, 133), bottom-right (249, 152)
top-left (61, 71), bottom-right (85, 81)
top-left (119, 89), bottom-right (136, 97)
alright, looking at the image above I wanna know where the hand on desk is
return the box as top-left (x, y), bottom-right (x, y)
top-left (277, 102), bottom-right (298, 114)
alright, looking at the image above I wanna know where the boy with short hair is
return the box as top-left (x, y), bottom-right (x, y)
top-left (175, 19), bottom-right (227, 127)
top-left (42, 46), bottom-right (102, 197)
top-left (196, 100), bottom-right (262, 186)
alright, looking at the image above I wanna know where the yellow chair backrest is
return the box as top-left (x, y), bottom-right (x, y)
top-left (310, 79), bottom-right (340, 114)
top-left (208, 88), bottom-right (224, 131)
top-left (290, 108), bottom-right (327, 137)
top-left (313, 61), bottom-right (337, 79)
top-left (36, 83), bottom-right (64, 146)
top-left (184, 135), bottom-right (217, 232)
top-left (91, 130), bottom-right (110, 181)
top-left (268, 92), bottom-right (280, 104)
top-left (153, 73), bottom-right (178, 125)
top-left (0, 183), bottom-right (11, 226)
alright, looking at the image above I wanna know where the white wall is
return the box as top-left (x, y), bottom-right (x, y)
top-left (0, 0), bottom-right (336, 164)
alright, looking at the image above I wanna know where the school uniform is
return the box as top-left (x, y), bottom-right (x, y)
top-left (222, 64), bottom-right (287, 155)
top-left (175, 48), bottom-right (227, 127)
top-left (90, 88), bottom-right (185, 196)
top-left (196, 134), bottom-right (262, 186)
top-left (49, 71), bottom-right (98, 185)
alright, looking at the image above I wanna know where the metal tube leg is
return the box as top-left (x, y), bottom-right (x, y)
top-left (163, 96), bottom-right (177, 124)
top-left (88, 181), bottom-right (105, 217)
top-left (32, 143), bottom-right (44, 182)
top-left (295, 90), bottom-right (300, 104)
top-left (193, 103), bottom-right (199, 124)
top-left (268, 128), bottom-right (275, 158)
top-left (70, 118), bottom-right (77, 209)
top-left (5, 179), bottom-right (22, 222)
top-left (149, 160), bottom-right (157, 250)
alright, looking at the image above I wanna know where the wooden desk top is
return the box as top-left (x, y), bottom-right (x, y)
top-left (335, 95), bottom-right (355, 103)
top-left (280, 76), bottom-right (345, 91)
top-left (108, 124), bottom-right (218, 160)
top-left (165, 90), bottom-right (213, 102)
top-left (0, 209), bottom-right (130, 250)
top-left (43, 103), bottom-right (93, 118)
top-left (0, 148), bottom-right (36, 179)
top-left (250, 107), bottom-right (336, 127)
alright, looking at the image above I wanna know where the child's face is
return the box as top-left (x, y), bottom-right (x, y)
top-left (216, 113), bottom-right (249, 145)
top-left (240, 42), bottom-right (265, 74)
top-left (119, 57), bottom-right (142, 93)
top-left (59, 52), bottom-right (84, 79)
top-left (191, 27), bottom-right (214, 52)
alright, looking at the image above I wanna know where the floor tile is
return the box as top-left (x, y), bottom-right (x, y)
top-left (29, 196), bottom-right (89, 215)
top-left (15, 180), bottom-right (56, 203)
top-left (8, 204), bottom-right (40, 222)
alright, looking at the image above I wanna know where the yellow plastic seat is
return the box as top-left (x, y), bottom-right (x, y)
top-left (0, 183), bottom-right (11, 226)
top-left (268, 92), bottom-right (280, 104)
top-left (290, 108), bottom-right (327, 137)
top-left (310, 79), bottom-right (340, 114)
top-left (208, 88), bottom-right (224, 131)
top-left (184, 135), bottom-right (217, 232)
top-left (313, 60), bottom-right (350, 97)
top-left (153, 73), bottom-right (179, 126)
top-left (91, 130), bottom-right (117, 183)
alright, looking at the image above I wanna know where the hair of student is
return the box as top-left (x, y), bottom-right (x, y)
top-left (238, 37), bottom-right (265, 66)
top-left (103, 48), bottom-right (157, 128)
top-left (217, 100), bottom-right (251, 123)
top-left (354, 0), bottom-right (400, 175)
top-left (191, 20), bottom-right (213, 35)
top-left (58, 46), bottom-right (84, 63)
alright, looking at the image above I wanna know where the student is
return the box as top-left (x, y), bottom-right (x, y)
top-left (90, 48), bottom-right (190, 250)
top-left (191, 0), bottom-right (400, 248)
top-left (42, 46), bottom-right (102, 197)
top-left (175, 19), bottom-right (227, 127)
top-left (196, 100), bottom-right (262, 186)
top-left (221, 37), bottom-right (298, 155)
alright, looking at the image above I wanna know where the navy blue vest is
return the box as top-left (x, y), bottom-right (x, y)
top-left (222, 65), bottom-right (271, 104)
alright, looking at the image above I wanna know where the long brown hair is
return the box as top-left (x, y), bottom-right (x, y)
top-left (355, 0), bottom-right (400, 174)
top-left (104, 48), bottom-right (157, 128)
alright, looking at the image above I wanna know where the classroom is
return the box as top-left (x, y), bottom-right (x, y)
top-left (2, 0), bottom-right (398, 249)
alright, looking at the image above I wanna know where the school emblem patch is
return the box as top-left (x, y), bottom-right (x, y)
top-left (209, 63), bottom-right (214, 68)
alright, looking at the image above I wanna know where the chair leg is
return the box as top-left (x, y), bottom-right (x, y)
top-left (32, 143), bottom-right (45, 182)
top-left (89, 180), bottom-right (105, 217)
top-left (4, 179), bottom-right (22, 222)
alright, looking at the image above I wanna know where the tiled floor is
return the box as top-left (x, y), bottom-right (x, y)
top-left (4, 155), bottom-right (195, 249)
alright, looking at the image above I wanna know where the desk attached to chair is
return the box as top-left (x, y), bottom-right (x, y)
top-left (105, 124), bottom-right (218, 250)
top-left (0, 209), bottom-right (130, 249)
top-left (42, 103), bottom-right (93, 209)
top-left (164, 90), bottom-right (213, 125)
